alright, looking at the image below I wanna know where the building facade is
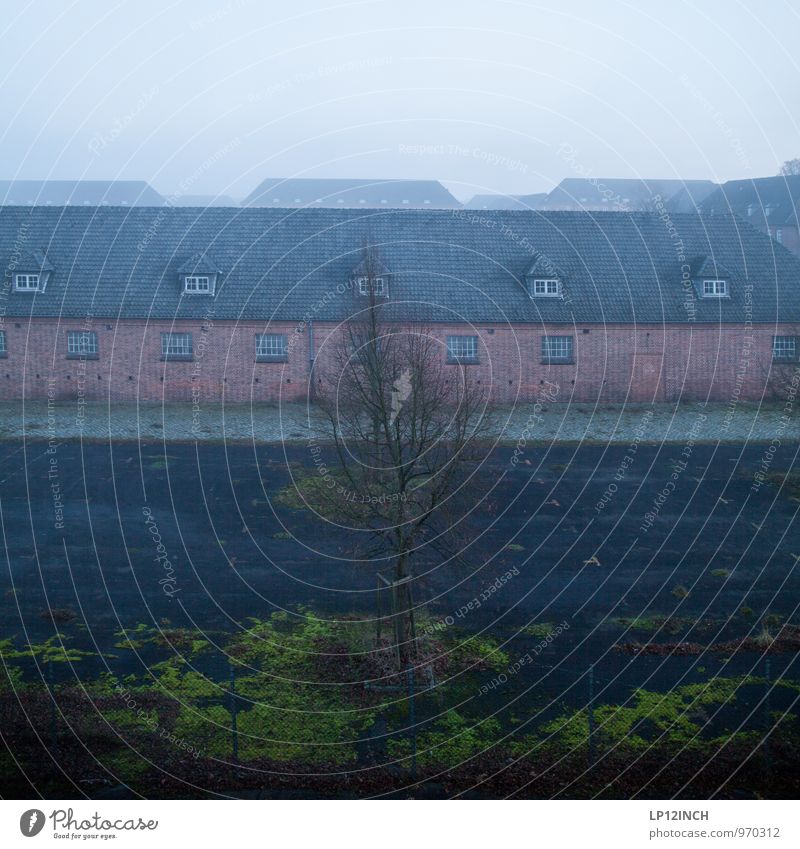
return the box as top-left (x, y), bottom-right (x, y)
top-left (0, 206), bottom-right (797, 406)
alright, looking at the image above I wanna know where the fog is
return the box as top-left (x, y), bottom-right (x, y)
top-left (1, 0), bottom-right (797, 201)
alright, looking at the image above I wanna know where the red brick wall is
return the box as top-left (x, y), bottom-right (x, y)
top-left (0, 317), bottom-right (795, 405)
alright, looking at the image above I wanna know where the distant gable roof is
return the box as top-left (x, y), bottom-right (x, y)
top-left (545, 178), bottom-right (717, 211)
top-left (465, 193), bottom-right (548, 210)
top-left (0, 207), bottom-right (797, 325)
top-left (18, 248), bottom-right (54, 272)
top-left (700, 176), bottom-right (800, 227)
top-left (242, 178), bottom-right (460, 208)
top-left (0, 180), bottom-right (165, 206)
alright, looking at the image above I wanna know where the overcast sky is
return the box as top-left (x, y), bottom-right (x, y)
top-left (1, 0), bottom-right (798, 201)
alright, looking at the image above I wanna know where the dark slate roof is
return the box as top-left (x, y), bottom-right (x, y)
top-left (177, 254), bottom-right (221, 275)
top-left (170, 194), bottom-right (239, 207)
top-left (700, 177), bottom-right (800, 228)
top-left (0, 206), bottom-right (797, 324)
top-left (0, 180), bottom-right (165, 206)
top-left (545, 178), bottom-right (718, 211)
top-left (242, 178), bottom-right (460, 208)
top-left (465, 193), bottom-right (548, 210)
top-left (688, 255), bottom-right (732, 278)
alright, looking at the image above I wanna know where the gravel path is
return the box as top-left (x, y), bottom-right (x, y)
top-left (1, 400), bottom-right (796, 444)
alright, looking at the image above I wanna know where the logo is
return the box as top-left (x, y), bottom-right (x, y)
top-left (19, 810), bottom-right (45, 837)
top-left (390, 368), bottom-right (413, 425)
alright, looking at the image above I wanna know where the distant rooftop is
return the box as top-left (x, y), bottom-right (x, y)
top-left (0, 179), bottom-right (165, 206)
top-left (700, 176), bottom-right (800, 227)
top-left (465, 192), bottom-right (548, 210)
top-left (241, 178), bottom-right (461, 208)
top-left (170, 194), bottom-right (240, 207)
top-left (544, 178), bottom-right (718, 211)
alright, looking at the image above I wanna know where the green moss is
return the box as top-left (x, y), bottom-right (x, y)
top-left (710, 569), bottom-right (730, 578)
top-left (388, 710), bottom-right (502, 769)
top-left (505, 543), bottom-right (525, 552)
top-left (523, 622), bottom-right (555, 638)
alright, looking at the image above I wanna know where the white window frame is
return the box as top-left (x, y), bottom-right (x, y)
top-left (67, 331), bottom-right (98, 356)
top-left (357, 276), bottom-right (386, 296)
top-left (541, 335), bottom-right (574, 363)
top-left (446, 335), bottom-right (479, 362)
top-left (531, 278), bottom-right (560, 297)
top-left (184, 275), bottom-right (212, 294)
top-left (702, 279), bottom-right (727, 297)
top-left (773, 336), bottom-right (797, 361)
top-left (14, 273), bottom-right (40, 291)
top-left (161, 332), bottom-right (193, 359)
top-left (255, 333), bottom-right (288, 360)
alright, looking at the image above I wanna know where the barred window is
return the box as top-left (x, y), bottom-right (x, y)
top-left (446, 335), bottom-right (479, 363)
top-left (14, 273), bottom-right (40, 291)
top-left (161, 332), bottom-right (193, 359)
top-left (255, 333), bottom-right (288, 360)
top-left (67, 331), bottom-right (98, 356)
top-left (702, 279), bottom-right (727, 297)
top-left (541, 335), bottom-right (573, 363)
top-left (773, 336), bottom-right (797, 361)
top-left (184, 275), bottom-right (211, 293)
top-left (0, 330), bottom-right (6, 355)
top-left (531, 278), bottom-right (560, 297)
top-left (357, 276), bottom-right (386, 296)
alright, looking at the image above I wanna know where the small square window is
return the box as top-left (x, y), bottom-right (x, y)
top-left (541, 335), bottom-right (573, 364)
top-left (446, 335), bottom-right (479, 363)
top-left (773, 336), bottom-right (797, 361)
top-left (357, 276), bottom-right (386, 296)
top-left (255, 333), bottom-right (288, 361)
top-left (530, 278), bottom-right (560, 297)
top-left (161, 332), bottom-right (193, 360)
top-left (184, 275), bottom-right (211, 293)
top-left (67, 331), bottom-right (98, 357)
top-left (702, 279), bottom-right (727, 297)
top-left (14, 273), bottom-right (40, 291)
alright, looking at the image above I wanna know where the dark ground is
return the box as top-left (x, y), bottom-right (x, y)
top-left (1, 437), bottom-right (799, 798)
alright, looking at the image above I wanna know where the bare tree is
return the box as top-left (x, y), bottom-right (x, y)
top-left (307, 245), bottom-right (491, 666)
top-left (778, 159), bottom-right (800, 176)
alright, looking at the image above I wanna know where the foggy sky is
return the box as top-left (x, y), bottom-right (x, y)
top-left (1, 0), bottom-right (798, 202)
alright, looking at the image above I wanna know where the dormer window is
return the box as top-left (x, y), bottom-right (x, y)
top-left (702, 279), bottom-right (728, 297)
top-left (14, 273), bottom-right (40, 291)
top-left (184, 275), bottom-right (211, 294)
top-left (530, 278), bottom-right (560, 298)
top-left (178, 255), bottom-right (219, 296)
top-left (357, 276), bottom-right (386, 296)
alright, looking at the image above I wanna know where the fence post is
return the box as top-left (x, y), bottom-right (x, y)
top-left (763, 657), bottom-right (771, 787)
top-left (407, 666), bottom-right (417, 780)
top-left (229, 662), bottom-right (239, 768)
top-left (587, 664), bottom-right (596, 768)
top-left (46, 661), bottom-right (57, 755)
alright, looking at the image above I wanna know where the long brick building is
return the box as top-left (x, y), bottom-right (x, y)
top-left (0, 205), bottom-right (797, 406)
